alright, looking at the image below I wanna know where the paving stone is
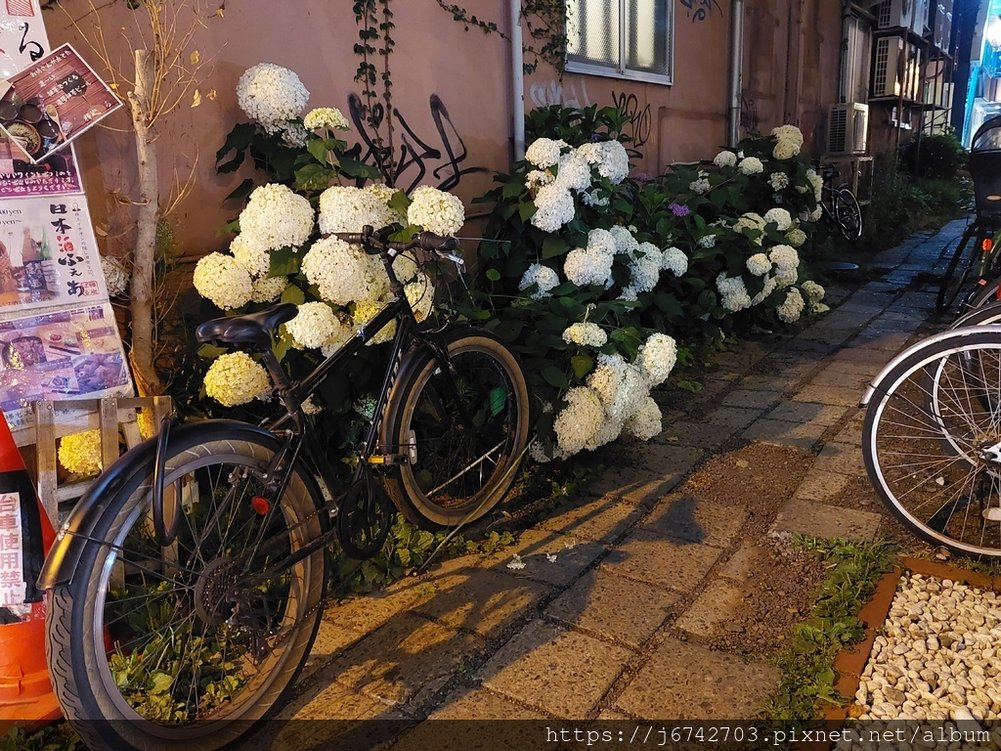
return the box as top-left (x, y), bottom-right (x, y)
top-left (766, 401), bottom-right (848, 426)
top-left (597, 709), bottom-right (634, 720)
top-left (806, 368), bottom-right (874, 390)
top-left (411, 568), bottom-right (550, 639)
top-left (675, 578), bottom-right (746, 638)
top-left (738, 374), bottom-right (792, 391)
top-left (614, 638), bottom-right (780, 718)
top-left (533, 495), bottom-right (644, 543)
top-left (811, 442), bottom-right (866, 476)
top-left (740, 418), bottom-right (826, 449)
top-left (796, 326), bottom-right (856, 346)
top-left (655, 419), bottom-right (736, 451)
top-left (721, 388), bottom-right (784, 409)
top-left (793, 470), bottom-right (853, 503)
top-left (642, 495), bottom-right (748, 547)
top-left (275, 675), bottom-right (390, 722)
top-left (586, 465), bottom-right (685, 505)
top-left (476, 620), bottom-right (632, 717)
top-left (301, 618), bottom-right (367, 680)
top-left (325, 579), bottom-right (437, 634)
top-left (792, 384), bottom-right (864, 407)
top-left (718, 543), bottom-right (768, 582)
top-left (701, 405), bottom-right (763, 428)
top-left (602, 529), bottom-right (724, 592)
top-left (485, 528), bottom-right (606, 587)
top-left (831, 412), bottom-right (865, 446)
top-left (321, 612), bottom-right (486, 711)
top-left (429, 687), bottom-right (547, 719)
top-left (770, 497), bottom-right (883, 541)
top-left (633, 443), bottom-right (704, 477)
top-left (545, 569), bottom-right (677, 648)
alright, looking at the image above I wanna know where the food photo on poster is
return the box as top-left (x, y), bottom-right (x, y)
top-left (0, 43), bottom-right (120, 164)
top-left (0, 302), bottom-right (130, 431)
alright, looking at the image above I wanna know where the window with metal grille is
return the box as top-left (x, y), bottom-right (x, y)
top-left (565, 0), bottom-right (673, 84)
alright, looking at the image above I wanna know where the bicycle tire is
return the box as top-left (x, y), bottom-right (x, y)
top-left (833, 185), bottom-right (863, 242)
top-left (863, 327), bottom-right (1001, 558)
top-left (381, 329), bottom-right (530, 528)
top-left (964, 270), bottom-right (1001, 310)
top-left (47, 428), bottom-right (327, 751)
top-left (936, 224), bottom-right (978, 311)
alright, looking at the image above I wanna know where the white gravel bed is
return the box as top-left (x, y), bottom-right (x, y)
top-left (855, 572), bottom-right (1001, 725)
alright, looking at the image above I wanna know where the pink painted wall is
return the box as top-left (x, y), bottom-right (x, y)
top-left (41, 0), bottom-right (842, 259)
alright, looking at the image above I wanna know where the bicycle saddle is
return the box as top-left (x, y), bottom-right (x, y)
top-left (195, 303), bottom-right (298, 350)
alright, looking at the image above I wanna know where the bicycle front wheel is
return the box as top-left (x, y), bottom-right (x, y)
top-left (863, 328), bottom-right (1001, 558)
top-left (833, 185), bottom-right (863, 241)
top-left (382, 329), bottom-right (530, 528)
top-left (47, 429), bottom-right (327, 751)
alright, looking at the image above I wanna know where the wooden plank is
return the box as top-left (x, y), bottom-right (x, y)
top-left (33, 401), bottom-right (57, 527)
top-left (98, 397), bottom-right (119, 471)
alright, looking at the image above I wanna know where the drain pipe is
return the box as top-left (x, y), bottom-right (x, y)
top-left (510, 0), bottom-right (525, 160)
top-left (727, 0), bottom-right (744, 146)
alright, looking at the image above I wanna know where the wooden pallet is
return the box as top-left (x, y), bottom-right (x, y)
top-left (32, 396), bottom-right (173, 526)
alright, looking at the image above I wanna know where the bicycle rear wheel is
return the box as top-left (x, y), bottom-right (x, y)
top-left (381, 329), bottom-right (530, 528)
top-left (47, 428), bottom-right (327, 751)
top-left (936, 223), bottom-right (979, 311)
top-left (863, 328), bottom-right (1001, 558)
top-left (833, 185), bottom-right (863, 241)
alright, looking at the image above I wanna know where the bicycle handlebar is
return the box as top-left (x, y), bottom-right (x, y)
top-left (334, 225), bottom-right (459, 255)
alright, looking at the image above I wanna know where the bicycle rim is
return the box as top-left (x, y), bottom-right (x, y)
top-left (865, 334), bottom-right (1001, 557)
top-left (834, 188), bottom-right (862, 241)
top-left (81, 442), bottom-right (323, 738)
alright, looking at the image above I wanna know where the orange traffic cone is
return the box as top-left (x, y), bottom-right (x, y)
top-left (0, 412), bottom-right (59, 727)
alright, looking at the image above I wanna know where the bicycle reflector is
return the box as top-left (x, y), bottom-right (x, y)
top-left (983, 236), bottom-right (995, 253)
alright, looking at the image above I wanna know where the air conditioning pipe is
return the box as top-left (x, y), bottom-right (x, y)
top-left (727, 0), bottom-right (745, 146)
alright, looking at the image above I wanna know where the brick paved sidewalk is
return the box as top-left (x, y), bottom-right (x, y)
top-left (246, 219), bottom-right (970, 748)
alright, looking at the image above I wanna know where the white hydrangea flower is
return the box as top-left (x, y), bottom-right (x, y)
top-left (713, 150), bottom-right (737, 168)
top-left (239, 183), bottom-right (315, 251)
top-left (250, 275), bottom-right (288, 303)
top-left (352, 300), bottom-right (395, 345)
top-left (625, 395), bottom-right (662, 440)
top-left (526, 169), bottom-right (555, 190)
top-left (364, 182), bottom-right (398, 205)
top-left (100, 255), bottom-right (129, 297)
top-left (637, 333), bottom-right (677, 386)
top-left (529, 440), bottom-right (556, 464)
top-left (732, 212), bottom-right (766, 245)
top-left (301, 235), bottom-right (387, 306)
top-left (810, 206), bottom-right (823, 221)
top-left (751, 274), bottom-right (778, 306)
top-left (738, 156), bottom-right (764, 175)
top-left (564, 246), bottom-right (613, 287)
top-left (624, 242), bottom-right (663, 296)
top-left (690, 177), bottom-right (711, 194)
top-left (586, 353), bottom-right (648, 425)
top-left (771, 124), bottom-right (804, 149)
top-left (777, 288), bottom-right (805, 323)
top-left (773, 139), bottom-right (799, 160)
top-left (662, 246), bottom-right (688, 277)
top-left (303, 107), bottom-right (349, 131)
top-left (768, 172), bottom-right (790, 191)
top-left (594, 140), bottom-right (629, 183)
top-left (286, 301), bottom-right (341, 349)
top-left (553, 151), bottom-right (592, 192)
top-left (318, 186), bottom-right (398, 235)
top-left (697, 234), bottom-right (717, 249)
top-left (320, 324), bottom-right (354, 357)
top-left (562, 322), bottom-right (607, 348)
top-left (302, 396), bottom-right (323, 415)
top-left (525, 137), bottom-right (568, 169)
top-left (786, 227), bottom-right (807, 247)
top-left (194, 252), bottom-right (253, 310)
top-left (807, 169), bottom-right (823, 202)
top-left (809, 302), bottom-right (830, 314)
top-left (407, 185), bottom-right (465, 235)
top-left (280, 122), bottom-right (308, 148)
top-left (764, 208), bottom-right (793, 231)
top-left (768, 245), bottom-right (799, 275)
top-left (580, 188), bottom-right (610, 207)
top-left (230, 234), bottom-right (270, 278)
top-left (392, 253), bottom-right (419, 284)
top-left (236, 63), bottom-right (309, 133)
top-left (518, 263), bottom-right (560, 299)
top-left (204, 352), bottom-right (270, 407)
top-left (609, 225), bottom-right (639, 255)
top-left (531, 184), bottom-right (575, 233)
top-left (717, 273), bottom-right (752, 312)
top-left (405, 272), bottom-right (435, 322)
top-left (553, 387), bottom-right (605, 456)
top-left (746, 253), bottom-right (772, 277)
top-left (801, 280), bottom-right (825, 303)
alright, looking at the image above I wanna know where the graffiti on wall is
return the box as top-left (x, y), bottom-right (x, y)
top-left (610, 90), bottom-right (652, 155)
top-left (346, 93), bottom-right (485, 194)
top-left (528, 79), bottom-right (593, 109)
top-left (679, 0), bottom-right (723, 23)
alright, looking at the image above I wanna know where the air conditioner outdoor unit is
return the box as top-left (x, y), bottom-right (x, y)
top-left (827, 103), bottom-right (870, 155)
top-left (872, 36), bottom-right (921, 99)
top-left (876, 0), bottom-right (915, 31)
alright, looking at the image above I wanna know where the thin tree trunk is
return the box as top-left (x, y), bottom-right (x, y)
top-left (128, 48), bottom-right (163, 396)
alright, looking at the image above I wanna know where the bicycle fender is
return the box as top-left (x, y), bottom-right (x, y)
top-left (858, 324), bottom-right (1001, 407)
top-left (37, 419), bottom-right (284, 590)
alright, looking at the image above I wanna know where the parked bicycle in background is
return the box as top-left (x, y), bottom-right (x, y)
top-left (818, 162), bottom-right (863, 242)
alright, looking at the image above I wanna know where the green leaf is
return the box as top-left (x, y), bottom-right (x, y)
top-left (224, 178), bottom-right (254, 203)
top-left (270, 247), bottom-right (301, 277)
top-left (388, 189), bottom-right (411, 215)
top-left (295, 163), bottom-right (335, 192)
top-left (280, 284), bottom-right (306, 305)
top-left (541, 235), bottom-right (569, 260)
top-left (485, 268), bottom-right (501, 281)
top-left (196, 343), bottom-right (226, 360)
top-left (570, 353), bottom-right (594, 379)
top-left (150, 672), bottom-right (173, 695)
top-left (502, 180), bottom-right (525, 199)
top-left (306, 137), bottom-right (333, 164)
top-left (542, 365), bottom-right (570, 389)
top-left (215, 122), bottom-right (256, 172)
top-left (518, 201), bottom-right (537, 222)
top-left (338, 155), bottom-right (381, 179)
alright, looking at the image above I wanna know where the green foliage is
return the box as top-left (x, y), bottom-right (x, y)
top-left (525, 104), bottom-right (632, 146)
top-left (765, 538), bottom-right (895, 720)
top-left (900, 130), bottom-right (967, 179)
top-left (0, 726), bottom-right (81, 751)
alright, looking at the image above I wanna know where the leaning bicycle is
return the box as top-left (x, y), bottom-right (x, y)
top-left (818, 163), bottom-right (863, 242)
top-left (37, 224), bottom-right (530, 751)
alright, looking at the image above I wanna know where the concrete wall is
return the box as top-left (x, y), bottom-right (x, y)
top-left (42, 0), bottom-right (842, 259)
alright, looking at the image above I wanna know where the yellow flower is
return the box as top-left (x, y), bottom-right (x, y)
top-left (204, 352), bottom-right (270, 407)
top-left (59, 430), bottom-right (103, 477)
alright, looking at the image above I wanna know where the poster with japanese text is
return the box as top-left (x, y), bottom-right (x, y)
top-left (0, 303), bottom-right (132, 431)
top-left (0, 43), bottom-right (121, 164)
top-left (0, 3), bottom-right (82, 196)
top-left (0, 195), bottom-right (106, 312)
top-left (0, 490), bottom-right (25, 614)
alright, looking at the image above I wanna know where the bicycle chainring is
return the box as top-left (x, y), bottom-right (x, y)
top-left (337, 472), bottom-right (394, 559)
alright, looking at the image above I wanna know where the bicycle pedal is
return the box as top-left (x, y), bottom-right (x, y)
top-left (366, 454), bottom-right (409, 466)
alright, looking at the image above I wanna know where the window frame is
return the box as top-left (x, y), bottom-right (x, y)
top-left (564, 0), bottom-right (675, 86)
